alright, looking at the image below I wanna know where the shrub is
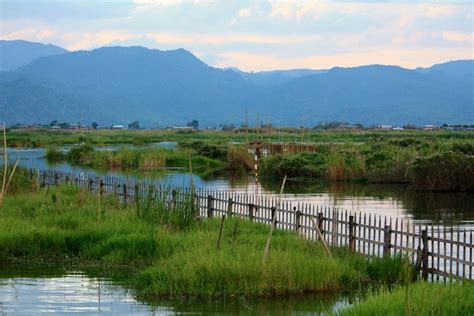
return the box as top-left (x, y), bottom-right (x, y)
top-left (226, 145), bottom-right (253, 171)
top-left (66, 144), bottom-right (95, 164)
top-left (45, 147), bottom-right (65, 162)
top-left (408, 152), bottom-right (474, 191)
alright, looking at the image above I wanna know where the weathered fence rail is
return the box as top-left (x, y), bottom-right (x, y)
top-left (32, 169), bottom-right (473, 282)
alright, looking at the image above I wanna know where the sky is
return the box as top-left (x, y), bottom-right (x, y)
top-left (0, 0), bottom-right (472, 71)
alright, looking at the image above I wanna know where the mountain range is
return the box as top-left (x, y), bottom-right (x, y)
top-left (0, 40), bottom-right (472, 126)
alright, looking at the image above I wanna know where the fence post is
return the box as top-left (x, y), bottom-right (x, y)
top-left (54, 172), bottom-right (59, 185)
top-left (421, 229), bottom-right (429, 280)
top-left (271, 206), bottom-right (276, 225)
top-left (248, 203), bottom-right (255, 222)
top-left (295, 208), bottom-right (302, 233)
top-left (114, 184), bottom-right (119, 199)
top-left (383, 225), bottom-right (391, 258)
top-left (317, 212), bottom-right (324, 240)
top-left (349, 215), bottom-right (355, 251)
top-left (88, 178), bottom-right (93, 193)
top-left (123, 183), bottom-right (127, 204)
top-left (65, 175), bottom-right (69, 185)
top-left (135, 184), bottom-right (140, 217)
top-left (207, 195), bottom-right (213, 218)
top-left (99, 180), bottom-right (104, 197)
top-left (171, 189), bottom-right (177, 211)
top-left (227, 197), bottom-right (233, 218)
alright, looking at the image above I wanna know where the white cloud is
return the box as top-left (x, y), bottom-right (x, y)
top-left (238, 8), bottom-right (252, 18)
top-left (133, 0), bottom-right (181, 12)
top-left (442, 31), bottom-right (474, 43)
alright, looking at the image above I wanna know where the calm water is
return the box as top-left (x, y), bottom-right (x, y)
top-left (0, 269), bottom-right (355, 315)
top-left (2, 147), bottom-right (474, 227)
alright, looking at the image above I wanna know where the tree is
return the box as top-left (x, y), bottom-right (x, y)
top-left (186, 119), bottom-right (199, 129)
top-left (91, 122), bottom-right (99, 129)
top-left (50, 120), bottom-right (58, 126)
top-left (128, 121), bottom-right (140, 129)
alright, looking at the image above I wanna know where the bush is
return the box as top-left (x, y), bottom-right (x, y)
top-left (45, 147), bottom-right (65, 162)
top-left (226, 145), bottom-right (253, 171)
top-left (408, 152), bottom-right (474, 191)
top-left (66, 144), bottom-right (95, 164)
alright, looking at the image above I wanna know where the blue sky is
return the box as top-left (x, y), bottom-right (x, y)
top-left (1, 0), bottom-right (472, 70)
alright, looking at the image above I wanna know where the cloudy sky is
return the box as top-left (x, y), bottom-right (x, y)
top-left (1, 0), bottom-right (472, 71)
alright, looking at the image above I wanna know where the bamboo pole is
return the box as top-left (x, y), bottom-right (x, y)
top-left (309, 216), bottom-right (331, 257)
top-left (188, 155), bottom-right (197, 216)
top-left (262, 175), bottom-right (287, 265)
top-left (1, 123), bottom-right (8, 205)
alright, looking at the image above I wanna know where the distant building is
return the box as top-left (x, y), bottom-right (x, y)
top-left (392, 126), bottom-right (404, 131)
top-left (423, 125), bottom-right (436, 131)
top-left (51, 125), bottom-right (61, 129)
top-left (167, 126), bottom-right (192, 130)
top-left (340, 125), bottom-right (360, 129)
top-left (112, 125), bottom-right (125, 129)
top-left (378, 124), bottom-right (393, 130)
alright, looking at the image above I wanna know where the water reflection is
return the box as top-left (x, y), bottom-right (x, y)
top-left (0, 269), bottom-right (355, 315)
top-left (1, 147), bottom-right (473, 226)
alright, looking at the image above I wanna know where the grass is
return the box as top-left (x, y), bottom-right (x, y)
top-left (337, 282), bottom-right (474, 316)
top-left (46, 144), bottom-right (225, 173)
top-left (0, 183), bottom-right (414, 300)
top-left (7, 128), bottom-right (474, 148)
top-left (45, 142), bottom-right (253, 175)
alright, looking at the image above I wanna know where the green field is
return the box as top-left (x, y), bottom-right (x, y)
top-left (7, 128), bottom-right (474, 148)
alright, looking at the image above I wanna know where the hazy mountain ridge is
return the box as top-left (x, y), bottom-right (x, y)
top-left (0, 40), bottom-right (68, 71)
top-left (0, 40), bottom-right (472, 126)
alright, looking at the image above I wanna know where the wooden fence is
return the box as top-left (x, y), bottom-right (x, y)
top-left (33, 169), bottom-right (473, 282)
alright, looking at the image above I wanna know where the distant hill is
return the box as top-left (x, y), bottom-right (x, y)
top-left (260, 64), bottom-right (472, 125)
top-left (0, 40), bottom-right (67, 71)
top-left (230, 67), bottom-right (327, 86)
top-left (0, 42), bottom-right (472, 126)
top-left (0, 72), bottom-right (109, 124)
top-left (417, 60), bottom-right (474, 77)
top-left (10, 46), bottom-right (254, 126)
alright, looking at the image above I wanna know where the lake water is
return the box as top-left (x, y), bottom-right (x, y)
top-left (0, 269), bottom-right (356, 315)
top-left (2, 147), bottom-right (473, 227)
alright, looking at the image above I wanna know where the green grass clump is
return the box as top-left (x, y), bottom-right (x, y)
top-left (136, 220), bottom-right (361, 299)
top-left (45, 144), bottom-right (224, 173)
top-left (337, 282), bottom-right (474, 316)
top-left (0, 185), bottom-right (414, 299)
